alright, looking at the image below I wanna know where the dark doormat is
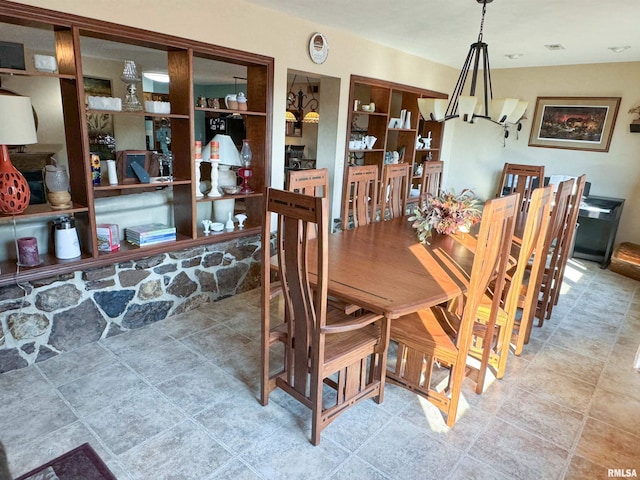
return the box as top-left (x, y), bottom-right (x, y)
top-left (14, 443), bottom-right (117, 480)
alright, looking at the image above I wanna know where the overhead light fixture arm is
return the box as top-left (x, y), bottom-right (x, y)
top-left (286, 76), bottom-right (319, 123)
top-left (419, 0), bottom-right (527, 129)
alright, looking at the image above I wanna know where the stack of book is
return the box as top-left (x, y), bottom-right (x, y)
top-left (125, 223), bottom-right (176, 246)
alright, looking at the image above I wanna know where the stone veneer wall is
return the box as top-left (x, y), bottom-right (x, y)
top-left (0, 235), bottom-right (261, 373)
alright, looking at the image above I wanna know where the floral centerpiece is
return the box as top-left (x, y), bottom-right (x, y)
top-left (409, 189), bottom-right (481, 243)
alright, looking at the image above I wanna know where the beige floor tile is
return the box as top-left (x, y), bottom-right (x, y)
top-left (118, 420), bottom-right (232, 480)
top-left (469, 418), bottom-right (569, 480)
top-left (575, 417), bottom-right (640, 470)
top-left (2, 260), bottom-right (639, 480)
top-left (498, 388), bottom-right (584, 450)
top-left (589, 388), bottom-right (640, 436)
top-left (565, 454), bottom-right (613, 480)
top-left (597, 356), bottom-right (640, 402)
top-left (517, 363), bottom-right (596, 413)
top-left (528, 344), bottom-right (606, 385)
top-left (449, 455), bottom-right (515, 480)
top-left (357, 419), bottom-right (463, 480)
top-left (546, 324), bottom-right (617, 358)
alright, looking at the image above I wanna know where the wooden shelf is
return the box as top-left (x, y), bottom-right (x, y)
top-left (344, 75), bottom-right (446, 202)
top-left (0, 2), bottom-right (273, 287)
top-left (0, 67), bottom-right (76, 80)
top-left (196, 191), bottom-right (263, 203)
top-left (93, 178), bottom-right (191, 192)
top-left (86, 109), bottom-right (190, 120)
top-left (195, 106), bottom-right (267, 116)
top-left (0, 203), bottom-right (89, 223)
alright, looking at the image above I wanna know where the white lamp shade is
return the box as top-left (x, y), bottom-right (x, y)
top-left (211, 134), bottom-right (241, 166)
top-left (458, 96), bottom-right (478, 123)
top-left (418, 98), bottom-right (448, 122)
top-left (490, 98), bottom-right (519, 124)
top-left (505, 100), bottom-right (528, 124)
top-left (0, 95), bottom-right (38, 145)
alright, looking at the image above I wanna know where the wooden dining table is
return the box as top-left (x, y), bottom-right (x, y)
top-left (305, 216), bottom-right (478, 319)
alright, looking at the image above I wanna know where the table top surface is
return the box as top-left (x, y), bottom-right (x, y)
top-left (307, 217), bottom-right (476, 319)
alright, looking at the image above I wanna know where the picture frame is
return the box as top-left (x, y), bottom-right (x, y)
top-left (528, 96), bottom-right (621, 152)
top-left (285, 113), bottom-right (303, 137)
top-left (116, 150), bottom-right (156, 184)
top-left (84, 76), bottom-right (116, 160)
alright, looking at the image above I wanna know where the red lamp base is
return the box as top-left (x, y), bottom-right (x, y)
top-left (238, 165), bottom-right (254, 194)
top-left (0, 144), bottom-right (31, 214)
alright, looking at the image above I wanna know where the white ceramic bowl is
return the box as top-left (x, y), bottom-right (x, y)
top-left (211, 222), bottom-right (224, 232)
top-left (361, 105), bottom-right (371, 112)
top-left (221, 185), bottom-right (242, 195)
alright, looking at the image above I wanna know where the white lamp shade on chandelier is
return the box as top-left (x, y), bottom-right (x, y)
top-left (417, 0), bottom-right (527, 127)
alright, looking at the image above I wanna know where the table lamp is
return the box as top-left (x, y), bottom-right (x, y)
top-left (211, 134), bottom-right (241, 223)
top-left (0, 95), bottom-right (38, 214)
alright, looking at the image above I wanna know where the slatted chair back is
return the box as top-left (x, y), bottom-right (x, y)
top-left (380, 163), bottom-right (410, 220)
top-left (420, 160), bottom-right (444, 200)
top-left (549, 174), bottom-right (587, 310)
top-left (341, 165), bottom-right (379, 229)
top-left (533, 178), bottom-right (574, 327)
top-left (287, 168), bottom-right (329, 198)
top-left (497, 163), bottom-right (545, 220)
top-left (261, 188), bottom-right (388, 444)
top-left (387, 193), bottom-right (518, 427)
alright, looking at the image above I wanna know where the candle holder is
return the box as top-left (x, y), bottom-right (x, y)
top-left (44, 165), bottom-right (72, 210)
top-left (120, 60), bottom-right (143, 112)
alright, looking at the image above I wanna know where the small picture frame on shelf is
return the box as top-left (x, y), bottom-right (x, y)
top-left (116, 150), bottom-right (157, 184)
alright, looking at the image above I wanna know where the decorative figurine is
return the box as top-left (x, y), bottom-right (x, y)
top-left (235, 213), bottom-right (247, 228)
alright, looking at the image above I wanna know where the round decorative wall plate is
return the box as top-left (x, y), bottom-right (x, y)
top-left (308, 32), bottom-right (328, 64)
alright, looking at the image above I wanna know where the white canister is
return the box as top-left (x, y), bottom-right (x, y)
top-left (106, 160), bottom-right (118, 185)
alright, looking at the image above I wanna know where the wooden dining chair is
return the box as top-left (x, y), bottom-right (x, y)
top-left (419, 160), bottom-right (444, 201)
top-left (548, 174), bottom-right (587, 311)
top-left (380, 163), bottom-right (410, 220)
top-left (386, 193), bottom-right (518, 427)
top-left (496, 163), bottom-right (545, 220)
top-left (260, 188), bottom-right (389, 445)
top-left (533, 178), bottom-right (574, 328)
top-left (341, 165), bottom-right (379, 230)
top-left (288, 168), bottom-right (329, 198)
top-left (471, 185), bottom-right (553, 391)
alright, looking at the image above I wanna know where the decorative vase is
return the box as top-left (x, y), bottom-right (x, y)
top-left (0, 145), bottom-right (30, 214)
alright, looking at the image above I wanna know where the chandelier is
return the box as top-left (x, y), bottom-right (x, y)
top-left (286, 76), bottom-right (320, 124)
top-left (418, 0), bottom-right (527, 126)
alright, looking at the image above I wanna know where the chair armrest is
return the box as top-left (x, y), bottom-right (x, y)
top-left (321, 312), bottom-right (384, 334)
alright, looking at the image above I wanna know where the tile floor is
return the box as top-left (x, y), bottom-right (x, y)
top-left (1, 258), bottom-right (639, 480)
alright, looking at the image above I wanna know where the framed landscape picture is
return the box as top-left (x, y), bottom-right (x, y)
top-left (528, 97), bottom-right (621, 152)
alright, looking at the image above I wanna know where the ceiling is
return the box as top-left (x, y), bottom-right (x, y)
top-left (244, 0), bottom-right (640, 69)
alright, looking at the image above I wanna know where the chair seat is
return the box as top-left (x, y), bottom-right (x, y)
top-left (390, 307), bottom-right (458, 365)
top-left (325, 324), bottom-right (380, 372)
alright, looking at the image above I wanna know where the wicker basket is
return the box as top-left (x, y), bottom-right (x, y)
top-left (609, 242), bottom-right (640, 281)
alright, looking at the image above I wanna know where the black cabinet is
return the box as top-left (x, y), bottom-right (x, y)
top-left (573, 195), bottom-right (625, 268)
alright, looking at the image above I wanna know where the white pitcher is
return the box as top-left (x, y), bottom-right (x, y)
top-left (225, 94), bottom-right (238, 110)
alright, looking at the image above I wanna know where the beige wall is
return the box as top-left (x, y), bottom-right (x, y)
top-left (11, 0), bottom-right (640, 244)
top-left (445, 62), bottom-right (640, 243)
